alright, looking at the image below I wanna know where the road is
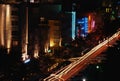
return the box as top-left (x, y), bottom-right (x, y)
top-left (43, 31), bottom-right (120, 81)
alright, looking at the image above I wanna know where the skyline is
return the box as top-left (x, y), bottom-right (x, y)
top-left (0, 0), bottom-right (120, 81)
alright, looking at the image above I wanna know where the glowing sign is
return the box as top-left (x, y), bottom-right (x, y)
top-left (77, 17), bottom-right (88, 37)
top-left (84, 17), bottom-right (88, 34)
top-left (91, 20), bottom-right (95, 29)
top-left (72, 11), bottom-right (76, 40)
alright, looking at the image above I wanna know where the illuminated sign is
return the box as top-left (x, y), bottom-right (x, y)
top-left (72, 11), bottom-right (76, 40)
top-left (77, 17), bottom-right (88, 37)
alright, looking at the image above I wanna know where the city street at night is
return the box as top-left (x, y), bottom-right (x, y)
top-left (0, 0), bottom-right (120, 81)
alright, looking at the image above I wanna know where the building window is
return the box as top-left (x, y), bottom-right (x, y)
top-left (11, 10), bottom-right (18, 16)
top-left (12, 21), bottom-right (18, 26)
top-left (13, 41), bottom-right (18, 46)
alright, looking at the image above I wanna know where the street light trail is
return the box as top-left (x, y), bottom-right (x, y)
top-left (43, 31), bottom-right (120, 81)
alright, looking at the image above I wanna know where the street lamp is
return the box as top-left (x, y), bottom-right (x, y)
top-left (82, 78), bottom-right (86, 81)
top-left (96, 65), bottom-right (100, 69)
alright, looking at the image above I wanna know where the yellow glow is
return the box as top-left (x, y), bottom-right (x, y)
top-left (26, 7), bottom-right (28, 45)
top-left (22, 52), bottom-right (29, 61)
top-left (22, 44), bottom-right (28, 61)
top-left (106, 8), bottom-right (110, 13)
top-left (44, 43), bottom-right (49, 53)
top-left (34, 50), bottom-right (39, 58)
top-left (88, 15), bottom-right (91, 20)
top-left (6, 5), bottom-right (12, 53)
top-left (34, 44), bottom-right (39, 58)
top-left (88, 15), bottom-right (91, 33)
top-left (45, 47), bottom-right (48, 53)
top-left (49, 20), bottom-right (61, 47)
top-left (7, 40), bottom-right (11, 53)
top-left (7, 48), bottom-right (10, 54)
top-left (0, 4), bottom-right (12, 53)
top-left (59, 38), bottom-right (62, 47)
top-left (22, 7), bottom-right (29, 60)
top-left (6, 5), bottom-right (10, 17)
top-left (0, 5), bottom-right (5, 46)
top-left (50, 39), bottom-right (54, 47)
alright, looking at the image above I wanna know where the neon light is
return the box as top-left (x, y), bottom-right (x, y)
top-left (24, 59), bottom-right (30, 64)
top-left (84, 17), bottom-right (88, 34)
top-left (91, 20), bottom-right (95, 29)
top-left (77, 21), bottom-right (84, 24)
top-left (88, 15), bottom-right (91, 33)
top-left (77, 17), bottom-right (88, 37)
top-left (72, 11), bottom-right (76, 40)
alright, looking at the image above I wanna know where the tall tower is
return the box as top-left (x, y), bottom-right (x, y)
top-left (0, 4), bottom-right (20, 53)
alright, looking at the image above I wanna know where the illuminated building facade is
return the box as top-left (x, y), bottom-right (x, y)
top-left (0, 3), bottom-right (30, 61)
top-left (0, 4), bottom-right (21, 53)
top-left (27, 4), bottom-right (62, 56)
top-left (19, 4), bottom-right (29, 61)
top-left (48, 20), bottom-right (61, 48)
top-left (76, 12), bottom-right (103, 38)
top-left (101, 0), bottom-right (120, 21)
top-left (0, 1), bottom-right (83, 59)
top-left (60, 11), bottom-right (76, 46)
top-left (0, 3), bottom-right (62, 59)
top-left (100, 0), bottom-right (120, 36)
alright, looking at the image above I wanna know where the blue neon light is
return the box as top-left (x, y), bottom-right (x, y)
top-left (77, 17), bottom-right (88, 37)
top-left (72, 11), bottom-right (76, 40)
top-left (84, 17), bottom-right (88, 34)
top-left (24, 59), bottom-right (30, 64)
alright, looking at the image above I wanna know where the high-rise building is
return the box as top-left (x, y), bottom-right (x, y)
top-left (0, 4), bottom-right (21, 53)
top-left (0, 2), bottom-right (63, 60)
top-left (48, 20), bottom-right (61, 48)
top-left (101, 0), bottom-right (120, 21)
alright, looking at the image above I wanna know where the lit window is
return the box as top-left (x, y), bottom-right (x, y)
top-left (13, 41), bottom-right (18, 46)
top-left (106, 8), bottom-right (109, 13)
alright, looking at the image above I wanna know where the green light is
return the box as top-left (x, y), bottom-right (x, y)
top-left (48, 49), bottom-right (51, 53)
top-left (112, 11), bottom-right (115, 14)
top-left (111, 15), bottom-right (115, 20)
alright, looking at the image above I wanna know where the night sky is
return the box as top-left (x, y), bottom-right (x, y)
top-left (62, 0), bottom-right (102, 12)
top-left (74, 0), bottom-right (102, 11)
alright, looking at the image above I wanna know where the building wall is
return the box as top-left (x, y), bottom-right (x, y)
top-left (0, 4), bottom-right (20, 53)
top-left (60, 12), bottom-right (72, 45)
top-left (0, 3), bottom-right (62, 58)
top-left (48, 20), bottom-right (61, 47)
